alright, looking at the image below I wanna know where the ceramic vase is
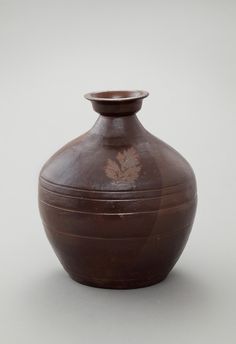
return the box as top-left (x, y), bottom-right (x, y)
top-left (38, 90), bottom-right (197, 289)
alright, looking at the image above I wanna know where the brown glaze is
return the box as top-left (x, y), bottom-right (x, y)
top-left (38, 90), bottom-right (197, 289)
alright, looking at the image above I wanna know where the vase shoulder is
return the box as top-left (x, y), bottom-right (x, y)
top-left (40, 126), bottom-right (196, 195)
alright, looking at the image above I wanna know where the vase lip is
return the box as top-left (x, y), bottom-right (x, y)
top-left (84, 90), bottom-right (149, 102)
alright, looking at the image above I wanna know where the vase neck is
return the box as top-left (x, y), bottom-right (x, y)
top-left (84, 90), bottom-right (149, 117)
top-left (90, 114), bottom-right (147, 140)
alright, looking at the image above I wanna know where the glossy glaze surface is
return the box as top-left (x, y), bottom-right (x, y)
top-left (39, 90), bottom-right (197, 289)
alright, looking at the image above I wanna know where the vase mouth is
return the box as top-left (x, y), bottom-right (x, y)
top-left (84, 90), bottom-right (149, 102)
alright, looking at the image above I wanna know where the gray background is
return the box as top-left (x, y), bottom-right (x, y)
top-left (0, 0), bottom-right (235, 343)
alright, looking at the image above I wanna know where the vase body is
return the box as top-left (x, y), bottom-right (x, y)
top-left (38, 90), bottom-right (197, 289)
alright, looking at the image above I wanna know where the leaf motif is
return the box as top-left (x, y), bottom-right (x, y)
top-left (105, 148), bottom-right (141, 182)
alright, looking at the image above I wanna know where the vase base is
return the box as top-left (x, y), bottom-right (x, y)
top-left (68, 272), bottom-right (169, 289)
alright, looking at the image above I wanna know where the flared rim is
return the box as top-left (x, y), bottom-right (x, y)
top-left (84, 90), bottom-right (149, 102)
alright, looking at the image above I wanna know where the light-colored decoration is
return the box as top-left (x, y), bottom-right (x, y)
top-left (105, 147), bottom-right (141, 182)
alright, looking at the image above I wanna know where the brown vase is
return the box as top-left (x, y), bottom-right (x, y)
top-left (38, 90), bottom-right (197, 289)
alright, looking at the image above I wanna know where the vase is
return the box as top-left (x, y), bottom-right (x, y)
top-left (38, 90), bottom-right (197, 289)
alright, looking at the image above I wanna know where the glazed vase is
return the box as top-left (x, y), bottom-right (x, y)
top-left (38, 90), bottom-right (197, 289)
